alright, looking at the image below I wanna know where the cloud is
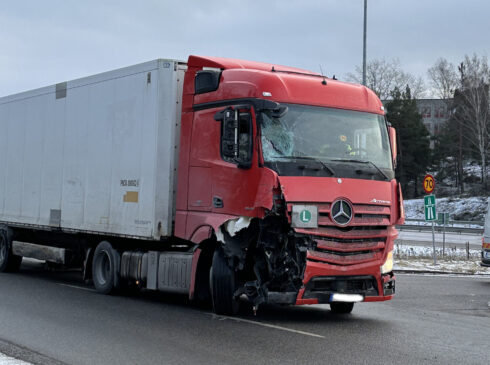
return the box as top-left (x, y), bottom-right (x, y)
top-left (1, 0), bottom-right (489, 96)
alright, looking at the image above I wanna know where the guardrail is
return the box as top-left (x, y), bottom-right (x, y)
top-left (397, 218), bottom-right (484, 235)
top-left (404, 218), bottom-right (484, 227)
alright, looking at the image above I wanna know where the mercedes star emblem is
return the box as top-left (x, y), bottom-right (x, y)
top-left (331, 199), bottom-right (353, 226)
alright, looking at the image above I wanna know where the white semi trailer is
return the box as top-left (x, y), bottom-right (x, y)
top-left (0, 59), bottom-right (190, 293)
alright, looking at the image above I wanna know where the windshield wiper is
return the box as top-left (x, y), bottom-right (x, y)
top-left (277, 156), bottom-right (335, 176)
top-left (331, 159), bottom-right (390, 181)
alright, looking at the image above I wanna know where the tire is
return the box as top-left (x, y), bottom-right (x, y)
top-left (92, 241), bottom-right (120, 294)
top-left (210, 248), bottom-right (239, 315)
top-left (330, 302), bottom-right (354, 314)
top-left (0, 229), bottom-right (22, 273)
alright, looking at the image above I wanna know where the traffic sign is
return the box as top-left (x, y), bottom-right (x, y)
top-left (423, 174), bottom-right (435, 194)
top-left (424, 194), bottom-right (437, 221)
top-left (437, 212), bottom-right (449, 225)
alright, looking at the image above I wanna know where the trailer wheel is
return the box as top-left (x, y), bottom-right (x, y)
top-left (330, 302), bottom-right (354, 314)
top-left (0, 229), bottom-right (22, 273)
top-left (92, 241), bottom-right (120, 294)
top-left (210, 248), bottom-right (239, 315)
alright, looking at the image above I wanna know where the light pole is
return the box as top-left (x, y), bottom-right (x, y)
top-left (362, 0), bottom-right (367, 86)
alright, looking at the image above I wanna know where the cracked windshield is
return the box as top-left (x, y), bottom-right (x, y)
top-left (260, 104), bottom-right (393, 170)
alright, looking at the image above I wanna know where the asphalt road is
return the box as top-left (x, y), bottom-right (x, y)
top-left (396, 230), bottom-right (482, 248)
top-left (0, 260), bottom-right (489, 365)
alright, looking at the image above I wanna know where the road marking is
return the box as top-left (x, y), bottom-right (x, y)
top-left (0, 352), bottom-right (32, 365)
top-left (57, 283), bottom-right (95, 292)
top-left (209, 314), bottom-right (325, 338)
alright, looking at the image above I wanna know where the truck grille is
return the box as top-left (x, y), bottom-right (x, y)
top-left (317, 203), bottom-right (390, 226)
top-left (289, 203), bottom-right (391, 266)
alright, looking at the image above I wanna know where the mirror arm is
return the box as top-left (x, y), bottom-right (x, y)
top-left (214, 105), bottom-right (250, 121)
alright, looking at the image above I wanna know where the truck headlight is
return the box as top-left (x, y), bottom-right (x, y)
top-left (380, 251), bottom-right (393, 274)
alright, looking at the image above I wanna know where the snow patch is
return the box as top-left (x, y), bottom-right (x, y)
top-left (404, 196), bottom-right (488, 222)
top-left (394, 244), bottom-right (490, 275)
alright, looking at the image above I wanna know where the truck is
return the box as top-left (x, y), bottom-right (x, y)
top-left (482, 197), bottom-right (490, 267)
top-left (0, 55), bottom-right (403, 315)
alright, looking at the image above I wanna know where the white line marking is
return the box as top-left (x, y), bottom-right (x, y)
top-left (57, 283), bottom-right (95, 292)
top-left (209, 314), bottom-right (325, 338)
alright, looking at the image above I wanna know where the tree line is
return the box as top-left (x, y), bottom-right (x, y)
top-left (347, 55), bottom-right (490, 198)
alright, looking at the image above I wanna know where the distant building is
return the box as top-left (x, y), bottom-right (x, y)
top-left (415, 98), bottom-right (452, 136)
top-left (382, 98), bottom-right (452, 147)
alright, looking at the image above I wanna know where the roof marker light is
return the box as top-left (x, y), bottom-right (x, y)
top-left (263, 92), bottom-right (272, 97)
top-left (380, 106), bottom-right (385, 111)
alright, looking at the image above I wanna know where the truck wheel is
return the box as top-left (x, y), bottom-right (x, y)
top-left (210, 248), bottom-right (239, 315)
top-left (330, 302), bottom-right (354, 314)
top-left (0, 229), bottom-right (22, 273)
top-left (92, 241), bottom-right (120, 294)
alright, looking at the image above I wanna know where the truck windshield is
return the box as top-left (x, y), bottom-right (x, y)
top-left (259, 104), bottom-right (394, 179)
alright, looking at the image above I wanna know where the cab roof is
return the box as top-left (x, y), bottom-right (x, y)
top-left (189, 55), bottom-right (384, 115)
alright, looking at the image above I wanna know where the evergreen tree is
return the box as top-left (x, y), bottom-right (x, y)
top-left (386, 86), bottom-right (431, 197)
top-left (432, 103), bottom-right (470, 193)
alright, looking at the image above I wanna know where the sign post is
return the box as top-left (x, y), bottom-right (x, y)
top-left (423, 174), bottom-right (437, 265)
top-left (438, 212), bottom-right (449, 257)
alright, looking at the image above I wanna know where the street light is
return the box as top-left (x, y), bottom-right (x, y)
top-left (362, 0), bottom-right (367, 86)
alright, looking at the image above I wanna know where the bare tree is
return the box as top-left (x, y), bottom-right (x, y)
top-left (346, 58), bottom-right (425, 100)
top-left (428, 58), bottom-right (463, 191)
top-left (427, 58), bottom-right (458, 100)
top-left (454, 54), bottom-right (490, 187)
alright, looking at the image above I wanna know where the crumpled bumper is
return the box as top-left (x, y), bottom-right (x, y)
top-left (294, 259), bottom-right (395, 305)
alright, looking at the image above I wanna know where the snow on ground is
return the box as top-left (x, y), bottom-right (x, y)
top-left (403, 196), bottom-right (488, 222)
top-left (0, 353), bottom-right (31, 365)
top-left (394, 259), bottom-right (488, 275)
top-left (394, 244), bottom-right (489, 275)
top-left (394, 243), bottom-right (480, 260)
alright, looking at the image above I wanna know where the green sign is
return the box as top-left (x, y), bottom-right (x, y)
top-left (437, 212), bottom-right (449, 224)
top-left (299, 209), bottom-right (312, 223)
top-left (424, 194), bottom-right (437, 221)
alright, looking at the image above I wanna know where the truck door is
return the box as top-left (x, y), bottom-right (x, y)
top-left (188, 105), bottom-right (262, 216)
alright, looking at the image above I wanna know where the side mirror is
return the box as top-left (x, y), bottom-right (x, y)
top-left (221, 108), bottom-right (238, 159)
top-left (215, 106), bottom-right (253, 169)
top-left (388, 126), bottom-right (397, 168)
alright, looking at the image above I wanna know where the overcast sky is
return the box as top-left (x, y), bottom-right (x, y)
top-left (1, 0), bottom-right (489, 96)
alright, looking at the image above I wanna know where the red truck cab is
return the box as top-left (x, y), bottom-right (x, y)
top-left (175, 56), bottom-right (404, 314)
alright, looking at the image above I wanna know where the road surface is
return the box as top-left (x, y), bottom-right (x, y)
top-left (0, 260), bottom-right (489, 365)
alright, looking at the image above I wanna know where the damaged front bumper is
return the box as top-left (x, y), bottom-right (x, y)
top-left (295, 260), bottom-right (395, 305)
top-left (265, 262), bottom-right (395, 306)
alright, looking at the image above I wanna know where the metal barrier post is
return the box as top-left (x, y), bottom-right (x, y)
top-left (443, 216), bottom-right (446, 258)
top-left (432, 222), bottom-right (437, 265)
